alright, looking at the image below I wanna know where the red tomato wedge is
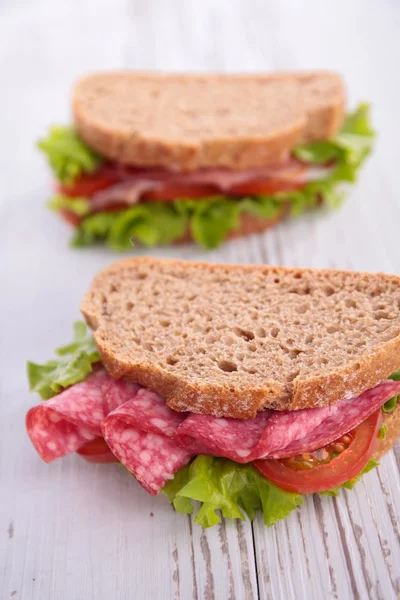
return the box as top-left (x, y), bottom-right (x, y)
top-left (144, 179), bottom-right (306, 201)
top-left (77, 438), bottom-right (118, 464)
top-left (254, 410), bottom-right (382, 494)
top-left (230, 178), bottom-right (305, 196)
top-left (143, 183), bottom-right (218, 201)
top-left (60, 209), bottom-right (82, 228)
top-left (57, 172), bottom-right (119, 198)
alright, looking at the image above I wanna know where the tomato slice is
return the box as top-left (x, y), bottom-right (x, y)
top-left (57, 171), bottom-right (118, 198)
top-left (60, 209), bottom-right (82, 228)
top-left (230, 178), bottom-right (305, 196)
top-left (77, 438), bottom-right (119, 464)
top-left (254, 410), bottom-right (382, 494)
top-left (143, 183), bottom-right (218, 201)
top-left (144, 179), bottom-right (306, 201)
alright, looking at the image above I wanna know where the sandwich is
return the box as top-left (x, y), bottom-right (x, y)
top-left (38, 72), bottom-right (374, 250)
top-left (26, 258), bottom-right (400, 528)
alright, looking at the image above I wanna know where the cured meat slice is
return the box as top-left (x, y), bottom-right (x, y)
top-left (26, 370), bottom-right (136, 462)
top-left (103, 422), bottom-right (192, 494)
top-left (174, 411), bottom-right (271, 462)
top-left (91, 180), bottom-right (158, 211)
top-left (26, 371), bottom-right (107, 462)
top-left (103, 157), bottom-right (305, 185)
top-left (268, 380), bottom-right (400, 458)
top-left (254, 407), bottom-right (331, 457)
top-left (26, 369), bottom-right (400, 494)
top-left (90, 159), bottom-right (312, 211)
top-left (101, 377), bottom-right (140, 413)
top-left (101, 389), bottom-right (193, 494)
top-left (104, 388), bottom-right (187, 436)
top-left (174, 380), bottom-right (400, 463)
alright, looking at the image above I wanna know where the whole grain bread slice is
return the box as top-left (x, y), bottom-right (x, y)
top-left (373, 404), bottom-right (400, 460)
top-left (81, 258), bottom-right (400, 418)
top-left (72, 71), bottom-right (345, 172)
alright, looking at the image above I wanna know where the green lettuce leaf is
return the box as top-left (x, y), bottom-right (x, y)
top-left (381, 370), bottom-right (400, 412)
top-left (164, 454), bottom-right (381, 526)
top-left (238, 195), bottom-right (282, 219)
top-left (38, 126), bottom-right (103, 184)
top-left (162, 465), bottom-right (194, 515)
top-left (27, 322), bottom-right (100, 399)
top-left (49, 194), bottom-right (91, 216)
top-left (189, 198), bottom-right (241, 249)
top-left (70, 195), bottom-right (284, 250)
top-left (293, 103), bottom-right (375, 184)
top-left (162, 456), bottom-right (303, 528)
top-left (378, 424), bottom-right (387, 440)
top-left (341, 103), bottom-right (375, 137)
top-left (108, 203), bottom-right (189, 250)
top-left (382, 395), bottom-right (398, 413)
top-left (389, 369), bottom-right (400, 381)
top-left (71, 212), bottom-right (118, 247)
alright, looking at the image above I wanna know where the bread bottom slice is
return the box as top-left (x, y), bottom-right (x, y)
top-left (374, 405), bottom-right (400, 460)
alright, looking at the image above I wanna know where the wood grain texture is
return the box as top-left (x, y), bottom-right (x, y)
top-left (1, 0), bottom-right (400, 598)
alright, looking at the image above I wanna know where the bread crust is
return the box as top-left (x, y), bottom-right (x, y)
top-left (72, 71), bottom-right (345, 172)
top-left (81, 259), bottom-right (400, 418)
top-left (291, 338), bottom-right (400, 411)
top-left (373, 404), bottom-right (400, 460)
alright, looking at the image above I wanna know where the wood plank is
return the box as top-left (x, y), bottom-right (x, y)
top-left (253, 458), bottom-right (400, 600)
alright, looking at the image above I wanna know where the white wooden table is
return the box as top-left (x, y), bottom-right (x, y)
top-left (1, 1), bottom-right (400, 598)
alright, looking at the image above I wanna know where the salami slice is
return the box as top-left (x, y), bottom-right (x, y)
top-left (174, 380), bottom-right (400, 462)
top-left (174, 411), bottom-right (271, 462)
top-left (101, 389), bottom-right (193, 494)
top-left (268, 380), bottom-right (400, 458)
top-left (26, 370), bottom-right (136, 462)
top-left (90, 159), bottom-right (312, 211)
top-left (26, 371), bottom-right (106, 462)
top-left (26, 368), bottom-right (400, 494)
top-left (101, 377), bottom-right (140, 413)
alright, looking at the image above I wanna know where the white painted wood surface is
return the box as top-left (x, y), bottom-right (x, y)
top-left (1, 1), bottom-right (400, 598)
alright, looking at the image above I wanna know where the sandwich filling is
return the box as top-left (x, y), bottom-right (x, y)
top-left (38, 104), bottom-right (374, 249)
top-left (26, 323), bottom-right (399, 528)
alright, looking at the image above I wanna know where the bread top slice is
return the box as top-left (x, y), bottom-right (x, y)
top-left (81, 258), bottom-right (400, 419)
top-left (72, 71), bottom-right (345, 172)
